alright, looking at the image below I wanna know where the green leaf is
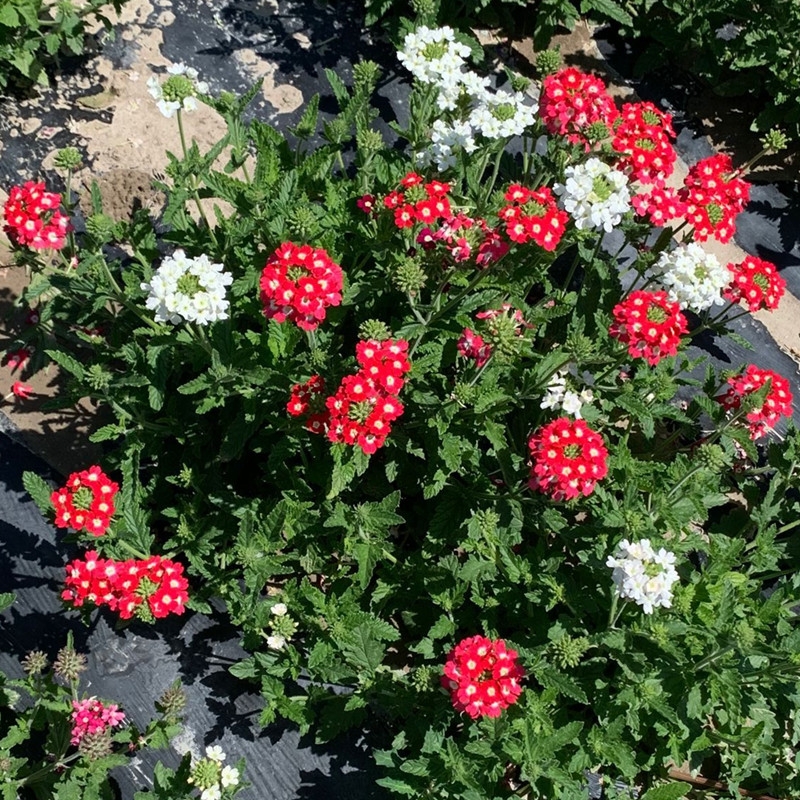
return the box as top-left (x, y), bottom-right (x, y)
top-left (22, 471), bottom-right (53, 516)
top-left (0, 5), bottom-right (19, 26)
top-left (45, 349), bottom-right (85, 381)
top-left (0, 592), bottom-right (14, 614)
top-left (640, 783), bottom-right (691, 800)
top-left (375, 777), bottom-right (417, 797)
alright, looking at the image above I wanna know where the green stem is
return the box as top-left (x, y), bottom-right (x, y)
top-left (693, 642), bottom-right (735, 673)
top-left (176, 110), bottom-right (219, 247)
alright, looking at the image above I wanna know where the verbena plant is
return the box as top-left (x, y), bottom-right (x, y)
top-left (0, 0), bottom-right (128, 90)
top-left (7, 19), bottom-right (800, 800)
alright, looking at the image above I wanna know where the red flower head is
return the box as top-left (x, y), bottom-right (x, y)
top-left (498, 185), bottom-right (568, 252)
top-left (457, 328), bottom-right (492, 368)
top-left (442, 635), bottom-right (524, 719)
top-left (322, 338), bottom-right (410, 455)
top-left (356, 194), bottom-right (376, 214)
top-left (723, 255), bottom-right (785, 312)
top-left (528, 418), bottom-right (608, 501)
top-left (260, 242), bottom-right (344, 331)
top-left (717, 365), bottom-right (793, 439)
top-left (50, 465), bottom-right (119, 537)
top-left (609, 290), bottom-right (688, 366)
top-left (3, 181), bottom-right (71, 250)
top-left (539, 67), bottom-right (618, 146)
top-left (287, 374), bottom-right (326, 417)
top-left (62, 551), bottom-right (189, 620)
top-left (679, 154), bottom-right (750, 243)
top-left (631, 187), bottom-right (687, 228)
top-left (611, 101), bottom-right (677, 186)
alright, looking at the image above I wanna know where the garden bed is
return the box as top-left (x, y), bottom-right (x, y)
top-left (2, 2), bottom-right (800, 799)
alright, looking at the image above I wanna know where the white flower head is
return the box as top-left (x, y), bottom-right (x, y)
top-left (141, 250), bottom-right (233, 326)
top-left (648, 242), bottom-right (728, 312)
top-left (416, 118), bottom-right (477, 172)
top-left (397, 26), bottom-right (471, 86)
top-left (221, 765), bottom-right (241, 788)
top-left (468, 88), bottom-right (538, 140)
top-left (540, 368), bottom-right (594, 418)
top-left (606, 538), bottom-right (679, 614)
top-left (271, 602), bottom-right (288, 617)
top-left (200, 786), bottom-right (222, 800)
top-left (266, 634), bottom-right (287, 651)
top-left (205, 745), bottom-right (226, 763)
top-left (147, 63), bottom-right (209, 119)
top-left (554, 158), bottom-right (631, 232)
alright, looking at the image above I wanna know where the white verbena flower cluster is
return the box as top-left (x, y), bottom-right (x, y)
top-left (142, 250), bottom-right (233, 326)
top-left (554, 158), bottom-right (631, 232)
top-left (606, 538), bottom-right (679, 614)
top-left (397, 25), bottom-right (471, 86)
top-left (147, 63), bottom-right (209, 119)
top-left (189, 746), bottom-right (241, 800)
top-left (648, 242), bottom-right (728, 312)
top-left (540, 368), bottom-right (594, 419)
top-left (399, 26), bottom-right (538, 171)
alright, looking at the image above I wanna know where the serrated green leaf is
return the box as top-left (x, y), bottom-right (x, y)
top-left (22, 471), bottom-right (53, 517)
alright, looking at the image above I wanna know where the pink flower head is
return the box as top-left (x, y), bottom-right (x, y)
top-left (70, 697), bottom-right (126, 745)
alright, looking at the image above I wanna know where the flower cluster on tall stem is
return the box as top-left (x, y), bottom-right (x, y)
top-left (3, 181), bottom-right (71, 250)
top-left (717, 365), bottom-right (793, 439)
top-left (63, 550), bottom-right (190, 620)
top-left (51, 465), bottom-right (119, 537)
top-left (609, 290), bottom-right (688, 366)
top-left (442, 635), bottom-right (524, 719)
top-left (260, 242), bottom-right (344, 331)
top-left (607, 539), bottom-right (679, 614)
top-left (528, 417), bottom-right (609, 501)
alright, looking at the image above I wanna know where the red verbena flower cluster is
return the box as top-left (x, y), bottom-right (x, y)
top-left (631, 186), bottom-right (687, 228)
top-left (442, 635), bottom-right (524, 719)
top-left (609, 290), bottom-right (688, 366)
top-left (418, 212), bottom-right (508, 266)
top-left (498, 184), bottom-right (568, 251)
top-left (287, 374), bottom-right (327, 434)
top-left (611, 101), bottom-right (677, 186)
top-left (528, 417), bottom-right (609, 501)
top-left (539, 67), bottom-right (618, 146)
top-left (290, 339), bottom-right (410, 454)
top-left (383, 173), bottom-right (452, 229)
top-left (680, 154), bottom-right (750, 243)
top-left (717, 364), bottom-right (793, 439)
top-left (3, 181), bottom-right (71, 250)
top-left (62, 550), bottom-right (189, 620)
top-left (260, 242), bottom-right (344, 331)
top-left (457, 328), bottom-right (492, 367)
top-left (71, 697), bottom-right (126, 746)
top-left (51, 465), bottom-right (119, 537)
top-left (356, 194), bottom-right (376, 214)
top-left (723, 255), bottom-right (785, 312)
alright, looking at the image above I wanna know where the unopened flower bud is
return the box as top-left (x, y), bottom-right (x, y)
top-left (54, 147), bottom-right (83, 171)
top-left (22, 650), bottom-right (48, 676)
top-left (358, 319), bottom-right (392, 341)
top-left (535, 49), bottom-right (561, 76)
top-left (53, 643), bottom-right (87, 683)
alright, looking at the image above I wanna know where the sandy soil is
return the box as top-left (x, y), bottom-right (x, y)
top-left (1, 9), bottom-right (798, 474)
